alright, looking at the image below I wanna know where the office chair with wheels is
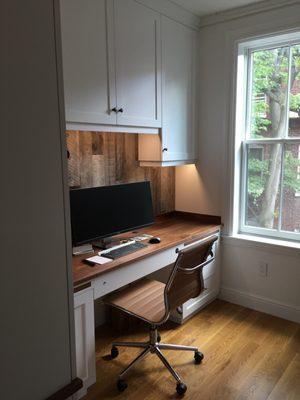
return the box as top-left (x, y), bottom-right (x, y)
top-left (104, 235), bottom-right (218, 396)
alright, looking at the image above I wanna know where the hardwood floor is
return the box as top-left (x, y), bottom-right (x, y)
top-left (83, 300), bottom-right (300, 400)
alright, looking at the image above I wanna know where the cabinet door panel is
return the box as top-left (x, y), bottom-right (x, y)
top-left (60, 0), bottom-right (116, 125)
top-left (162, 17), bottom-right (197, 161)
top-left (74, 288), bottom-right (96, 399)
top-left (114, 0), bottom-right (161, 128)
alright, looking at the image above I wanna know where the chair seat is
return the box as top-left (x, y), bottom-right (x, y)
top-left (104, 279), bottom-right (167, 324)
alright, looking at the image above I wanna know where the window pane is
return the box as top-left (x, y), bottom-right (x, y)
top-left (288, 44), bottom-right (300, 138)
top-left (281, 144), bottom-right (300, 232)
top-left (250, 47), bottom-right (289, 139)
top-left (246, 144), bottom-right (282, 229)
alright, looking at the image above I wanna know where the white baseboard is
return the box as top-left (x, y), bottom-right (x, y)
top-left (219, 286), bottom-right (300, 324)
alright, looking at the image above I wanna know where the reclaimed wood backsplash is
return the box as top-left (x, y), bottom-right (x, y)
top-left (66, 131), bottom-right (175, 215)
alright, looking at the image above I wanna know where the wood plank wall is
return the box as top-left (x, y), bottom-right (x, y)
top-left (66, 131), bottom-right (175, 216)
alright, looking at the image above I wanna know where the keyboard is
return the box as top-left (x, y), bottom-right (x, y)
top-left (101, 242), bottom-right (148, 260)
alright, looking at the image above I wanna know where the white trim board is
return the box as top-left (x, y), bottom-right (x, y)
top-left (219, 286), bottom-right (300, 324)
top-left (198, 0), bottom-right (300, 28)
top-left (222, 235), bottom-right (300, 258)
top-left (139, 159), bottom-right (197, 167)
top-left (135, 0), bottom-right (201, 30)
top-left (66, 122), bottom-right (159, 135)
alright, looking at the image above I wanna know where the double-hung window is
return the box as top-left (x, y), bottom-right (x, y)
top-left (237, 32), bottom-right (300, 241)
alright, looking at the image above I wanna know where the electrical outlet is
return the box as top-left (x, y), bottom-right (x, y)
top-left (258, 261), bottom-right (268, 277)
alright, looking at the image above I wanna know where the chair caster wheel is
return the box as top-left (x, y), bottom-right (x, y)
top-left (111, 346), bottom-right (119, 359)
top-left (194, 351), bottom-right (204, 364)
top-left (157, 334), bottom-right (161, 343)
top-left (176, 382), bottom-right (187, 396)
top-left (117, 379), bottom-right (128, 392)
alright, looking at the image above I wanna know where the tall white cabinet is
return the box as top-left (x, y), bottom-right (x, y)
top-left (2, 1), bottom-right (77, 399)
top-left (162, 16), bottom-right (197, 163)
top-left (138, 16), bottom-right (198, 166)
top-left (60, 0), bottom-right (161, 129)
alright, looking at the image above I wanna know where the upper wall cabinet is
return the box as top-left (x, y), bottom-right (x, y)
top-left (60, 0), bottom-right (116, 126)
top-left (114, 0), bottom-right (161, 128)
top-left (138, 16), bottom-right (198, 166)
top-left (60, 0), bottom-right (161, 130)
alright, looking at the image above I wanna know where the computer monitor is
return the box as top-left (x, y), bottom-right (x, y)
top-left (69, 181), bottom-right (154, 246)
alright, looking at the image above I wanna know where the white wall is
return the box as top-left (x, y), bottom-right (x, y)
top-left (175, 1), bottom-right (300, 323)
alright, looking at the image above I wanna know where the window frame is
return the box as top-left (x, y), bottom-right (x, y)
top-left (296, 144), bottom-right (300, 197)
top-left (237, 33), bottom-right (300, 242)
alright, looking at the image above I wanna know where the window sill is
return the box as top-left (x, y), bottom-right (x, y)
top-left (222, 233), bottom-right (300, 257)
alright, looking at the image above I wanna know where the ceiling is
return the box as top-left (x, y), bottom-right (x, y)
top-left (171, 0), bottom-right (265, 17)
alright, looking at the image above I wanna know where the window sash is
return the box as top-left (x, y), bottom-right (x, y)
top-left (246, 47), bottom-right (292, 140)
top-left (240, 141), bottom-right (300, 241)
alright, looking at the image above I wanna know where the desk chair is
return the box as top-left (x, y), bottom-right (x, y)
top-left (104, 235), bottom-right (218, 396)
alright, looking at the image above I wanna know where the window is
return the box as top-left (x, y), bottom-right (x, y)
top-left (237, 33), bottom-right (300, 241)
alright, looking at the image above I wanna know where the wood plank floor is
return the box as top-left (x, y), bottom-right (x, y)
top-left (83, 300), bottom-right (300, 400)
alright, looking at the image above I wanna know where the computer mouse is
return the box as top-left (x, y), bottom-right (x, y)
top-left (149, 237), bottom-right (161, 244)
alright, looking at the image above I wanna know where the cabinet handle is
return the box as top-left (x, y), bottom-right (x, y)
top-left (118, 108), bottom-right (124, 113)
top-left (162, 148), bottom-right (168, 152)
top-left (111, 107), bottom-right (117, 113)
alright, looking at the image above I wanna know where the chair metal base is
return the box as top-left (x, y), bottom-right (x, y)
top-left (111, 327), bottom-right (201, 385)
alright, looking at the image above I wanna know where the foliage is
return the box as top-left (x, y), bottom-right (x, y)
top-left (250, 48), bottom-right (289, 138)
top-left (248, 157), bottom-right (268, 202)
top-left (248, 150), bottom-right (300, 203)
top-left (290, 93), bottom-right (300, 116)
top-left (248, 44), bottom-right (300, 204)
top-left (283, 151), bottom-right (300, 192)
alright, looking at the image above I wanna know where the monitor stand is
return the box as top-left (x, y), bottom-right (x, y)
top-left (92, 237), bottom-right (122, 250)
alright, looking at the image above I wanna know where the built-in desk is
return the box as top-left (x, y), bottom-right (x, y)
top-left (72, 212), bottom-right (221, 399)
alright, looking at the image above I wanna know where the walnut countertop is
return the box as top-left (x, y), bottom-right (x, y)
top-left (73, 211), bottom-right (221, 287)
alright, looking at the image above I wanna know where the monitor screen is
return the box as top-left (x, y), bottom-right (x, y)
top-left (70, 182), bottom-right (154, 245)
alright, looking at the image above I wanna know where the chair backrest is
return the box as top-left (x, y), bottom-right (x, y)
top-left (164, 235), bottom-right (218, 312)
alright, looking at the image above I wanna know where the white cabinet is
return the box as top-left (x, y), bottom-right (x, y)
top-left (74, 287), bottom-right (96, 399)
top-left (60, 0), bottom-right (116, 125)
top-left (114, 0), bottom-right (161, 128)
top-left (138, 16), bottom-right (198, 166)
top-left (60, 0), bottom-right (161, 130)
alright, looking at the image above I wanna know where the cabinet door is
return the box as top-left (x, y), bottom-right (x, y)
top-left (113, 0), bottom-right (161, 128)
top-left (74, 288), bottom-right (96, 399)
top-left (60, 0), bottom-right (116, 125)
top-left (161, 16), bottom-right (197, 162)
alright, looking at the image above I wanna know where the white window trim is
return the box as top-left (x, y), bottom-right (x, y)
top-left (296, 144), bottom-right (300, 197)
top-left (234, 31), bottom-right (300, 243)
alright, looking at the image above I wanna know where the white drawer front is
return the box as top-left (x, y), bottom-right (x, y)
top-left (92, 244), bottom-right (184, 299)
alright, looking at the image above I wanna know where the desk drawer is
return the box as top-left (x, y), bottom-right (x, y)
top-left (92, 244), bottom-right (184, 299)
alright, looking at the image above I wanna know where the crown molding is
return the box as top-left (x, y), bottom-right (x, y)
top-left (134, 0), bottom-right (201, 30)
top-left (198, 0), bottom-right (300, 28)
